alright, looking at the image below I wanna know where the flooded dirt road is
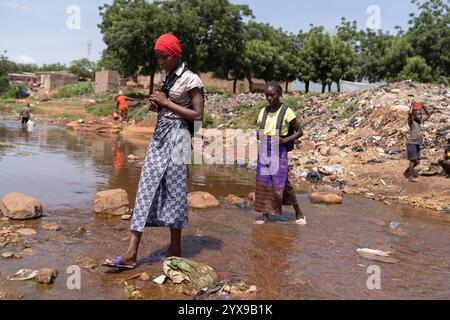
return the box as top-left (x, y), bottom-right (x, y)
top-left (1, 120), bottom-right (449, 300)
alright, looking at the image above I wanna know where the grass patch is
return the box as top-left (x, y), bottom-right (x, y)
top-left (339, 101), bottom-right (359, 119)
top-left (232, 100), bottom-right (266, 130)
top-left (51, 82), bottom-right (95, 99)
top-left (325, 99), bottom-right (342, 119)
top-left (283, 95), bottom-right (305, 117)
top-left (87, 101), bottom-right (116, 116)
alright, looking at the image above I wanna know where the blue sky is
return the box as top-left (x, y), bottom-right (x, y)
top-left (0, 0), bottom-right (419, 66)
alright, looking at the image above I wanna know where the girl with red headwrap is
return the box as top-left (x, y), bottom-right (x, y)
top-left (103, 34), bottom-right (204, 269)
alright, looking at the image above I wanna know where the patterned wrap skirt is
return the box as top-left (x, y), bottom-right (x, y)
top-left (255, 136), bottom-right (298, 215)
top-left (130, 115), bottom-right (191, 232)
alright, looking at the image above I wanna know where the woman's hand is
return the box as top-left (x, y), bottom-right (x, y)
top-left (149, 90), bottom-right (169, 108)
top-left (147, 101), bottom-right (159, 113)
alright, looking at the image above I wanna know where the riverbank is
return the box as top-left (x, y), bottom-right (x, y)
top-left (1, 81), bottom-right (449, 212)
top-left (1, 119), bottom-right (450, 300)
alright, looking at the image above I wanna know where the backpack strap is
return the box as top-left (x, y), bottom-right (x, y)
top-left (276, 103), bottom-right (288, 136)
top-left (260, 107), bottom-right (270, 131)
top-left (161, 62), bottom-right (188, 95)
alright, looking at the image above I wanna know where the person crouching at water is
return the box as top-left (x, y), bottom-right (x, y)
top-left (116, 91), bottom-right (137, 122)
top-left (254, 83), bottom-right (306, 226)
top-left (438, 134), bottom-right (450, 177)
top-left (103, 33), bottom-right (204, 269)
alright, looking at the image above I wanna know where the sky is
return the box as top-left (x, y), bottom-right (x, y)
top-left (0, 0), bottom-right (420, 66)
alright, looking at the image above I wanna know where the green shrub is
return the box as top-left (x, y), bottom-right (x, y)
top-left (87, 101), bottom-right (116, 116)
top-left (339, 101), bottom-right (359, 119)
top-left (51, 82), bottom-right (94, 99)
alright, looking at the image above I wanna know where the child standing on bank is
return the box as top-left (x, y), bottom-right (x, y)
top-left (255, 83), bottom-right (306, 225)
top-left (404, 101), bottom-right (430, 182)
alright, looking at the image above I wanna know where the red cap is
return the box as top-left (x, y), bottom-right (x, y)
top-left (154, 34), bottom-right (182, 58)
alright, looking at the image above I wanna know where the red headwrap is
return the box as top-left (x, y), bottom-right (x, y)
top-left (154, 34), bottom-right (182, 58)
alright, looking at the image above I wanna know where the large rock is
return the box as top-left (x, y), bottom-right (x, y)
top-left (94, 189), bottom-right (130, 216)
top-left (310, 192), bottom-right (343, 205)
top-left (187, 192), bottom-right (219, 209)
top-left (0, 193), bottom-right (43, 220)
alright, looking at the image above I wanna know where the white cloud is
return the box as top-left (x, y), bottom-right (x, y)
top-left (0, 1), bottom-right (30, 11)
top-left (12, 54), bottom-right (36, 64)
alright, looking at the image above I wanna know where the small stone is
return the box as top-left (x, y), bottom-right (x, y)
top-left (138, 272), bottom-right (151, 281)
top-left (127, 154), bottom-right (139, 161)
top-left (16, 228), bottom-right (37, 236)
top-left (247, 192), bottom-right (256, 204)
top-left (153, 275), bottom-right (167, 284)
top-left (225, 194), bottom-right (245, 206)
top-left (21, 248), bottom-right (36, 255)
top-left (245, 285), bottom-right (258, 294)
top-left (76, 258), bottom-right (98, 269)
top-left (310, 192), bottom-right (343, 205)
top-left (42, 223), bottom-right (61, 231)
top-left (2, 252), bottom-right (14, 259)
top-left (36, 268), bottom-right (58, 284)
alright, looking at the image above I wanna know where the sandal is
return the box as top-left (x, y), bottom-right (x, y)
top-left (102, 256), bottom-right (137, 270)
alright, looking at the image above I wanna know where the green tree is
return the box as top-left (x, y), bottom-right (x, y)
top-left (303, 27), bottom-right (334, 93)
top-left (39, 63), bottom-right (67, 72)
top-left (242, 39), bottom-right (277, 91)
top-left (330, 37), bottom-right (356, 92)
top-left (296, 31), bottom-right (317, 93)
top-left (382, 36), bottom-right (414, 82)
top-left (358, 29), bottom-right (393, 82)
top-left (398, 56), bottom-right (433, 82)
top-left (69, 58), bottom-right (96, 79)
top-left (99, 0), bottom-right (163, 93)
top-left (201, 1), bottom-right (253, 93)
top-left (407, 0), bottom-right (450, 79)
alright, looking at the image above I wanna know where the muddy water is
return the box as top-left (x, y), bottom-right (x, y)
top-left (1, 120), bottom-right (449, 300)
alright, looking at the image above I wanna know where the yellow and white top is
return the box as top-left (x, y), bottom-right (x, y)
top-left (257, 106), bottom-right (296, 136)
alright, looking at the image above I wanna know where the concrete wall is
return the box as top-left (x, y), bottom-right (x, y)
top-left (41, 72), bottom-right (78, 91)
top-left (94, 69), bottom-right (120, 94)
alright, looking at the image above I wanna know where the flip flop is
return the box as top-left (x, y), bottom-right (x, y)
top-left (102, 256), bottom-right (137, 270)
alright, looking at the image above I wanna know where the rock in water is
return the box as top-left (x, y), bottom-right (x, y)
top-left (36, 268), bottom-right (58, 284)
top-left (0, 193), bottom-right (43, 220)
top-left (310, 193), bottom-right (343, 205)
top-left (94, 189), bottom-right (130, 216)
top-left (187, 192), bottom-right (219, 209)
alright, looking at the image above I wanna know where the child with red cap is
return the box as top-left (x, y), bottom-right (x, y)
top-left (103, 34), bottom-right (204, 269)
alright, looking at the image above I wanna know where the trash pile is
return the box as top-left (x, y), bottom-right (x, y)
top-left (299, 81), bottom-right (450, 158)
top-left (152, 257), bottom-right (257, 299)
top-left (205, 93), bottom-right (264, 117)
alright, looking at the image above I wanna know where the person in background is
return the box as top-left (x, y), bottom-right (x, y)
top-left (19, 103), bottom-right (31, 127)
top-left (116, 91), bottom-right (137, 122)
top-left (404, 101), bottom-right (430, 182)
top-left (255, 83), bottom-right (306, 226)
top-left (438, 134), bottom-right (450, 177)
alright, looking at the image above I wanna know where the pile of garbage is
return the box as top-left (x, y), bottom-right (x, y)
top-left (205, 93), bottom-right (264, 117)
top-left (299, 81), bottom-right (449, 158)
top-left (152, 257), bottom-right (257, 299)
